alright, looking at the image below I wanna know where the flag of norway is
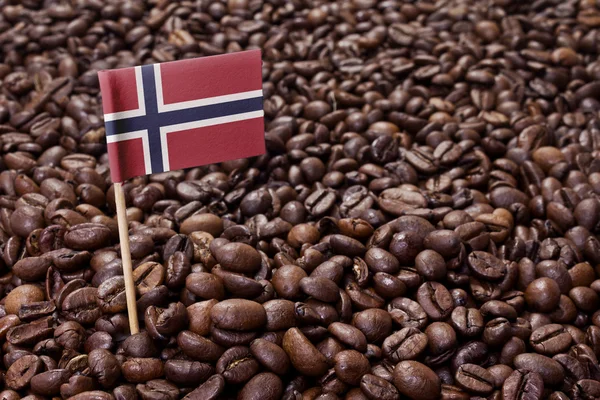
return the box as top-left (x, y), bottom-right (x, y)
top-left (98, 49), bottom-right (265, 183)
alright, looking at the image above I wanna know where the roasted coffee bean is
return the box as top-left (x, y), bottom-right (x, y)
top-left (64, 223), bottom-right (111, 250)
top-left (183, 374), bottom-right (224, 400)
top-left (211, 299), bottom-right (266, 331)
top-left (132, 261), bottom-right (165, 296)
top-left (88, 349), bottom-right (121, 388)
top-left (59, 375), bottom-right (95, 398)
top-left (122, 332), bottom-right (158, 358)
top-left (145, 302), bottom-right (187, 340)
top-left (250, 338), bottom-right (290, 375)
top-left (513, 353), bottom-right (565, 386)
top-left (334, 349), bottom-right (370, 385)
top-left (164, 359), bottom-right (214, 386)
top-left (351, 308), bottom-right (392, 343)
top-left (393, 360), bottom-right (441, 400)
top-left (62, 287), bottom-right (102, 325)
top-left (328, 322), bottom-right (368, 352)
top-left (5, 284), bottom-right (45, 315)
top-left (215, 346), bottom-right (259, 384)
top-left (425, 322), bottom-right (457, 355)
top-left (283, 328), bottom-right (328, 377)
top-left (382, 327), bottom-right (428, 362)
top-left (5, 354), bottom-right (43, 390)
top-left (177, 331), bottom-right (225, 362)
top-left (136, 379), bottom-right (178, 400)
top-left (122, 357), bottom-right (164, 384)
top-left (525, 278), bottom-right (561, 312)
top-left (502, 369), bottom-right (544, 400)
top-left (7, 317), bottom-right (53, 346)
top-left (467, 251), bottom-right (507, 281)
top-left (388, 297), bottom-right (428, 330)
top-left (416, 282), bottom-right (454, 321)
top-left (30, 369), bottom-right (72, 396)
top-left (187, 299), bottom-right (218, 336)
top-left (571, 379), bottom-right (600, 399)
top-left (213, 242), bottom-right (261, 273)
top-left (360, 374), bottom-right (399, 400)
top-left (186, 272), bottom-right (225, 300)
top-left (12, 256), bottom-right (52, 282)
top-left (530, 324), bottom-right (572, 355)
top-left (96, 276), bottom-right (127, 314)
top-left (451, 307), bottom-right (484, 338)
top-left (455, 363), bottom-right (494, 395)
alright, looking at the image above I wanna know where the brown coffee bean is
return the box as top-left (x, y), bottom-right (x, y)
top-left (334, 350), bottom-right (370, 385)
top-left (183, 374), bottom-right (224, 400)
top-left (513, 353), bottom-right (565, 386)
top-left (502, 370), bottom-right (544, 400)
top-left (382, 327), bottom-right (428, 362)
top-left (122, 358), bottom-right (164, 384)
top-left (211, 299), bottom-right (266, 331)
top-left (282, 328), bottom-right (328, 377)
top-left (6, 354), bottom-right (43, 390)
top-left (416, 282), bottom-right (454, 321)
top-left (213, 242), bottom-right (261, 273)
top-left (177, 331), bottom-right (225, 362)
top-left (5, 284), bottom-right (45, 315)
top-left (215, 346), bottom-right (259, 384)
top-left (393, 361), bottom-right (441, 400)
top-left (455, 363), bottom-right (494, 395)
top-left (530, 324), bottom-right (572, 355)
top-left (525, 278), bottom-right (561, 312)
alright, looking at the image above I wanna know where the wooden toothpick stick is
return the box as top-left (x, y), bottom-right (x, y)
top-left (113, 182), bottom-right (139, 334)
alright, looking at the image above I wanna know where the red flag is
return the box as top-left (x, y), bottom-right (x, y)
top-left (98, 50), bottom-right (265, 183)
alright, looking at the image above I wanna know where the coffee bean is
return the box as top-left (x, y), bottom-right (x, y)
top-left (213, 242), bottom-right (261, 273)
top-left (467, 251), bottom-right (507, 281)
top-left (502, 369), bottom-right (544, 400)
top-left (525, 278), bottom-right (561, 312)
top-left (5, 284), bottom-right (45, 315)
top-left (88, 349), bottom-right (121, 388)
top-left (455, 363), bottom-right (494, 395)
top-left (334, 349), bottom-right (370, 385)
top-left (30, 369), bottom-right (71, 396)
top-left (96, 276), bottom-right (127, 314)
top-left (6, 354), bottom-right (43, 390)
top-left (122, 358), bottom-right (164, 384)
top-left (215, 346), bottom-right (259, 384)
top-left (530, 324), bottom-right (572, 355)
top-left (513, 353), bottom-right (565, 386)
top-left (145, 302), bottom-right (187, 340)
top-left (178, 330), bottom-right (225, 362)
top-left (239, 372), bottom-right (283, 400)
top-left (183, 374), bottom-right (225, 400)
top-left (387, 297), bottom-right (428, 330)
top-left (186, 272), bottom-right (225, 300)
top-left (416, 282), bottom-right (454, 321)
top-left (283, 328), bottom-right (328, 377)
top-left (132, 261), bottom-right (165, 296)
top-left (382, 327), bottom-right (428, 362)
top-left (64, 223), bottom-right (111, 250)
top-left (272, 265), bottom-right (307, 300)
top-left (250, 338), bottom-right (290, 375)
top-left (59, 375), bottom-right (95, 398)
top-left (393, 360), bottom-right (441, 400)
top-left (211, 299), bottom-right (266, 331)
top-left (62, 287), bottom-right (102, 325)
top-left (425, 322), bottom-right (457, 355)
top-left (360, 374), bottom-right (399, 400)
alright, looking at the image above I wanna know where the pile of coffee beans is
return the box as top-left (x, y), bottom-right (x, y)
top-left (0, 0), bottom-right (599, 399)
